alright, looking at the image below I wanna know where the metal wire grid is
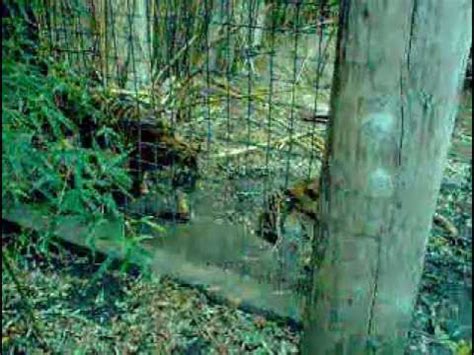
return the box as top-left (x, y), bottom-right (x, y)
top-left (38, 0), bottom-right (336, 277)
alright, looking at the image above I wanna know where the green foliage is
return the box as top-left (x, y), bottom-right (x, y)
top-left (2, 17), bottom-right (130, 221)
top-left (264, 0), bottom-right (339, 29)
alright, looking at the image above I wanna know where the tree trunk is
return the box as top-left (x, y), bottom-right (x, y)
top-left (301, 1), bottom-right (472, 354)
top-left (94, 0), bottom-right (153, 90)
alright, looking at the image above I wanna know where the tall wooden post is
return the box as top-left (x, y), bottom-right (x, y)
top-left (302, 0), bottom-right (472, 354)
top-left (94, 0), bottom-right (153, 90)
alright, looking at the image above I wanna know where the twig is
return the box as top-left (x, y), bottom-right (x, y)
top-left (154, 35), bottom-right (199, 85)
top-left (433, 213), bottom-right (459, 237)
top-left (211, 146), bottom-right (264, 159)
top-left (212, 132), bottom-right (326, 160)
top-left (154, 26), bottom-right (241, 86)
top-left (295, 51), bottom-right (310, 85)
top-left (276, 132), bottom-right (326, 152)
top-left (271, 202), bottom-right (283, 252)
top-left (2, 249), bottom-right (49, 350)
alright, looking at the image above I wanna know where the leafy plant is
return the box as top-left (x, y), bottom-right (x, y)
top-left (2, 9), bottom-right (131, 223)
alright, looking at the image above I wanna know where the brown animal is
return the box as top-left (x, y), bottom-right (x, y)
top-left (258, 177), bottom-right (459, 245)
top-left (111, 117), bottom-right (200, 222)
top-left (257, 179), bottom-right (320, 245)
top-left (91, 93), bottom-right (201, 197)
top-left (119, 118), bottom-right (200, 197)
top-left (53, 88), bottom-right (200, 220)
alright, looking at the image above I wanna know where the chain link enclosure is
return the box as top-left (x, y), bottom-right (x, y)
top-left (33, 0), bottom-right (337, 318)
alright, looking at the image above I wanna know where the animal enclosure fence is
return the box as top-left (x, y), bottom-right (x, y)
top-left (18, 0), bottom-right (338, 319)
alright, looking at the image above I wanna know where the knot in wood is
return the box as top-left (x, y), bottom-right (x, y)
top-left (366, 168), bottom-right (394, 198)
top-left (361, 112), bottom-right (395, 141)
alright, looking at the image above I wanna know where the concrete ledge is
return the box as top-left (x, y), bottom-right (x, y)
top-left (3, 203), bottom-right (303, 326)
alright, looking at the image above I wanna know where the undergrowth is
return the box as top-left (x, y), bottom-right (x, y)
top-left (2, 5), bottom-right (149, 346)
top-left (2, 22), bottom-right (130, 220)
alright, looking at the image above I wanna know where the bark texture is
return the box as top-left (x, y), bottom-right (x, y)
top-left (302, 1), bottom-right (472, 354)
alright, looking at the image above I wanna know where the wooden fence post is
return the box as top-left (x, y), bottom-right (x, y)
top-left (302, 0), bottom-right (472, 353)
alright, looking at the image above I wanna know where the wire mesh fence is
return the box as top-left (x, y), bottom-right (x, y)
top-left (31, 0), bottom-right (338, 298)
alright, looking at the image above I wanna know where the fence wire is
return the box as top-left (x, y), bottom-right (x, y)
top-left (33, 0), bottom-right (337, 293)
